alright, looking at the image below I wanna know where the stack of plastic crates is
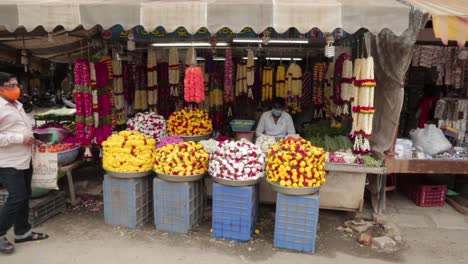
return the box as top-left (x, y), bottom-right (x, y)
top-left (212, 183), bottom-right (258, 242)
top-left (274, 193), bottom-right (320, 253)
top-left (153, 178), bottom-right (204, 234)
top-left (103, 175), bottom-right (153, 228)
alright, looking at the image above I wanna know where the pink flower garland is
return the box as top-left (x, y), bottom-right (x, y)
top-left (73, 59), bottom-right (94, 146)
top-left (223, 48), bottom-right (233, 103)
top-left (184, 66), bottom-right (205, 103)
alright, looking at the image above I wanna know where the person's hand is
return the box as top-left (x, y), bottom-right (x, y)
top-left (33, 139), bottom-right (44, 145)
top-left (23, 135), bottom-right (35, 145)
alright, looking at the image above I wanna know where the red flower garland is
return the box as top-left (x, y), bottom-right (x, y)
top-left (184, 66), bottom-right (205, 103)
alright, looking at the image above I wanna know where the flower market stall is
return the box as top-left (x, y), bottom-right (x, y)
top-left (1, 0), bottom-right (454, 254)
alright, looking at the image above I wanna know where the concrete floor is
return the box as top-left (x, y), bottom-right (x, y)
top-left (3, 193), bottom-right (468, 264)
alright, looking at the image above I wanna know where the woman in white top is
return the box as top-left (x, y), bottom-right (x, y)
top-left (0, 72), bottom-right (48, 254)
top-left (256, 97), bottom-right (296, 138)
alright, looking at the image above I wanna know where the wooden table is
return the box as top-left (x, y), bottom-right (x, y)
top-left (385, 157), bottom-right (468, 174)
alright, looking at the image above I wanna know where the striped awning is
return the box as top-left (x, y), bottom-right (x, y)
top-left (0, 0), bottom-right (410, 35)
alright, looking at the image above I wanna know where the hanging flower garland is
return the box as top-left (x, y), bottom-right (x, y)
top-left (246, 49), bottom-right (255, 101)
top-left (94, 62), bottom-right (112, 145)
top-left (123, 62), bottom-right (135, 107)
top-left (168, 47), bottom-right (180, 97)
top-left (208, 68), bottom-right (224, 131)
top-left (301, 71), bottom-right (312, 108)
top-left (349, 58), bottom-right (363, 139)
top-left (324, 62), bottom-right (335, 118)
top-left (340, 59), bottom-right (353, 116)
top-left (157, 62), bottom-right (172, 119)
top-left (252, 64), bottom-right (262, 105)
top-left (147, 49), bottom-right (158, 112)
top-left (112, 60), bottom-right (126, 126)
top-left (73, 59), bottom-right (86, 145)
top-left (101, 56), bottom-right (115, 129)
top-left (134, 64), bottom-right (148, 112)
top-left (275, 65), bottom-right (286, 98)
top-left (235, 62), bottom-right (247, 97)
top-left (286, 63), bottom-right (303, 113)
top-left (351, 57), bottom-right (376, 154)
top-left (312, 62), bottom-right (327, 118)
top-left (262, 66), bottom-right (273, 102)
top-left (185, 47), bottom-right (197, 67)
top-left (223, 48), bottom-right (234, 104)
top-left (333, 53), bottom-right (350, 116)
top-left (184, 66), bottom-right (205, 103)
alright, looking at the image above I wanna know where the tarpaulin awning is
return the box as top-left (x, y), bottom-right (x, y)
top-left (0, 0), bottom-right (410, 35)
top-left (404, 0), bottom-right (468, 46)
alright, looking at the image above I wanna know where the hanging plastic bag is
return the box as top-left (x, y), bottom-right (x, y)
top-left (31, 146), bottom-right (59, 190)
top-left (410, 124), bottom-right (452, 155)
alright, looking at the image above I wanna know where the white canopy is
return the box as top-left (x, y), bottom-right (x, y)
top-left (0, 0), bottom-right (410, 34)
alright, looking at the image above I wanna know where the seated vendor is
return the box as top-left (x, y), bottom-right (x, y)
top-left (256, 97), bottom-right (296, 138)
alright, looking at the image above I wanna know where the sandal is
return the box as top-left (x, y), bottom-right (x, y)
top-left (15, 232), bottom-right (49, 244)
top-left (0, 238), bottom-right (14, 254)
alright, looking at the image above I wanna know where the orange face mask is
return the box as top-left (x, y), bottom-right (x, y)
top-left (0, 87), bottom-right (21, 101)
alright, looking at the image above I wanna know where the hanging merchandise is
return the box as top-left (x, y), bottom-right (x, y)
top-left (89, 62), bottom-right (99, 133)
top-left (324, 62), bottom-right (335, 118)
top-left (185, 47), bottom-right (197, 67)
top-left (312, 63), bottom-right (328, 118)
top-left (101, 56), bottom-right (115, 128)
top-left (169, 47), bottom-right (180, 97)
top-left (73, 59), bottom-right (94, 160)
top-left (435, 98), bottom-right (468, 145)
top-left (147, 49), bottom-right (158, 112)
top-left (224, 48), bottom-right (234, 116)
top-left (134, 64), bottom-right (148, 111)
top-left (112, 60), bottom-right (126, 126)
top-left (286, 63), bottom-right (302, 113)
top-left (235, 62), bottom-right (247, 97)
top-left (246, 49), bottom-right (255, 100)
top-left (157, 62), bottom-right (172, 119)
top-left (349, 58), bottom-right (363, 139)
top-left (262, 66), bottom-right (273, 102)
top-left (351, 57), bottom-right (376, 154)
top-left (184, 66), bottom-right (205, 103)
top-left (301, 71), bottom-right (312, 108)
top-left (123, 63), bottom-right (135, 107)
top-left (252, 65), bottom-right (262, 105)
top-left (275, 65), bottom-right (286, 98)
top-left (94, 62), bottom-right (112, 145)
top-left (333, 53), bottom-right (350, 117)
top-left (208, 68), bottom-right (224, 131)
top-left (340, 58), bottom-right (353, 116)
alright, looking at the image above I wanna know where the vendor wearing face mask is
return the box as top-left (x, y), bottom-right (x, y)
top-left (0, 72), bottom-right (48, 254)
top-left (256, 97), bottom-right (296, 138)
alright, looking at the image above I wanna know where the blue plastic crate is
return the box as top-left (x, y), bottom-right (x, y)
top-left (212, 183), bottom-right (258, 242)
top-left (274, 193), bottom-right (320, 253)
top-left (103, 175), bottom-right (153, 228)
top-left (153, 178), bottom-right (204, 234)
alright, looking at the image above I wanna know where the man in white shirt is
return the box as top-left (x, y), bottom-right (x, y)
top-left (0, 72), bottom-right (48, 254)
top-left (256, 97), bottom-right (296, 138)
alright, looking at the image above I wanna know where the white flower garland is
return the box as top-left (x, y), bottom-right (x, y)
top-left (246, 49), bottom-right (255, 100)
top-left (169, 47), bottom-right (180, 97)
top-left (147, 49), bottom-right (158, 112)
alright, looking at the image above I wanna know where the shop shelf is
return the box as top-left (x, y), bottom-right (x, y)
top-left (274, 193), bottom-right (320, 253)
top-left (153, 178), bottom-right (204, 234)
top-left (212, 183), bottom-right (258, 242)
top-left (104, 175), bottom-right (153, 228)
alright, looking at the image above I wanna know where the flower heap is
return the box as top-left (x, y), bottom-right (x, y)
top-left (154, 141), bottom-right (209, 176)
top-left (209, 140), bottom-right (266, 181)
top-left (199, 139), bottom-right (219, 154)
top-left (126, 112), bottom-right (167, 142)
top-left (102, 131), bottom-right (156, 172)
top-left (255, 135), bottom-right (277, 153)
top-left (167, 108), bottom-right (213, 136)
top-left (147, 49), bottom-right (158, 112)
top-left (157, 135), bottom-right (183, 149)
top-left (266, 137), bottom-right (326, 188)
top-left (184, 66), bottom-right (205, 103)
top-left (262, 67), bottom-right (273, 102)
top-left (73, 59), bottom-right (94, 146)
top-left (286, 63), bottom-right (303, 114)
top-left (350, 57), bottom-right (376, 154)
